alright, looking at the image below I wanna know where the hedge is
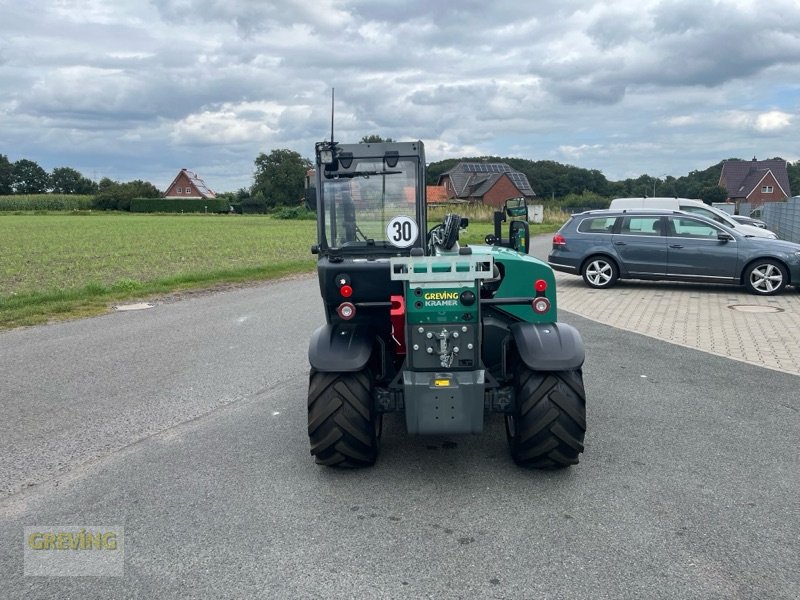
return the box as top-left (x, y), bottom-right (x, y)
top-left (129, 198), bottom-right (230, 213)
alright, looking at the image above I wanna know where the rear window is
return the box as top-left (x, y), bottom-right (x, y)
top-left (577, 217), bottom-right (616, 233)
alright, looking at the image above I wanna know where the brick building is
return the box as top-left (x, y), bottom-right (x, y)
top-left (718, 158), bottom-right (791, 209)
top-left (164, 168), bottom-right (216, 199)
top-left (437, 163), bottom-right (535, 207)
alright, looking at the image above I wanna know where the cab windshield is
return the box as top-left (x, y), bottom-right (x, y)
top-left (320, 157), bottom-right (420, 252)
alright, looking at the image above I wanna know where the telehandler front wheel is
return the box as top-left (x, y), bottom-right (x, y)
top-left (308, 369), bottom-right (380, 468)
top-left (506, 367), bottom-right (586, 469)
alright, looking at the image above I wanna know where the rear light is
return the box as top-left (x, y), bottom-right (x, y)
top-left (337, 302), bottom-right (356, 320)
top-left (552, 233), bottom-right (566, 247)
top-left (534, 279), bottom-right (547, 293)
top-left (340, 284), bottom-right (353, 298)
top-left (532, 297), bottom-right (551, 314)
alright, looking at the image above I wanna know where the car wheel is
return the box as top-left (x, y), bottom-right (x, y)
top-left (581, 256), bottom-right (619, 289)
top-left (744, 259), bottom-right (788, 295)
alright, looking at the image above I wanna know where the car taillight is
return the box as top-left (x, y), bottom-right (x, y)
top-left (532, 297), bottom-right (551, 314)
top-left (552, 233), bottom-right (567, 247)
top-left (337, 302), bottom-right (356, 320)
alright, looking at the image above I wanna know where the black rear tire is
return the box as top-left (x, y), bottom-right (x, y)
top-left (506, 368), bottom-right (586, 469)
top-left (308, 369), bottom-right (379, 468)
top-left (441, 213), bottom-right (461, 249)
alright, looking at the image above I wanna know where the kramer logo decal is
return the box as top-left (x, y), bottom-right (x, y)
top-left (423, 291), bottom-right (459, 307)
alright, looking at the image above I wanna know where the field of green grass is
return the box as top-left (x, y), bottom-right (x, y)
top-left (0, 213), bottom-right (317, 328)
top-left (0, 210), bottom-right (563, 329)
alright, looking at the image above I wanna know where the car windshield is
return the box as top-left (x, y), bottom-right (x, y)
top-left (681, 204), bottom-right (736, 227)
top-left (320, 157), bottom-right (420, 251)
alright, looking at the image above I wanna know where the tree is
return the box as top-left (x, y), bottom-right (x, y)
top-left (787, 160), bottom-right (800, 197)
top-left (12, 159), bottom-right (49, 194)
top-left (0, 154), bottom-right (12, 195)
top-left (698, 184), bottom-right (729, 204)
top-left (251, 149), bottom-right (311, 208)
top-left (50, 167), bottom-right (98, 194)
top-left (360, 135), bottom-right (395, 143)
top-left (92, 179), bottom-right (161, 210)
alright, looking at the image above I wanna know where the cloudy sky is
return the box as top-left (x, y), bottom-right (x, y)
top-left (1, 0), bottom-right (799, 193)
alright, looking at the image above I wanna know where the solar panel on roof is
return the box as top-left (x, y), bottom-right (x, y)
top-left (462, 163), bottom-right (512, 173)
top-left (508, 172), bottom-right (533, 192)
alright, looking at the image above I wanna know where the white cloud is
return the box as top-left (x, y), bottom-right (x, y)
top-left (170, 101), bottom-right (284, 145)
top-left (754, 110), bottom-right (793, 133)
top-left (558, 144), bottom-right (605, 160)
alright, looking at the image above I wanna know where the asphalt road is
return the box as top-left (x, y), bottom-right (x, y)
top-left (1, 274), bottom-right (799, 599)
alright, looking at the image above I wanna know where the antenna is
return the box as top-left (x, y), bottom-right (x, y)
top-left (330, 88), bottom-right (335, 144)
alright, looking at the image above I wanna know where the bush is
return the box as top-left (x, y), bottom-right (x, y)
top-left (240, 197), bottom-right (267, 214)
top-left (129, 198), bottom-right (230, 213)
top-left (273, 206), bottom-right (316, 220)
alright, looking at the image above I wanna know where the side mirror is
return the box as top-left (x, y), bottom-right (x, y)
top-left (505, 197), bottom-right (528, 219)
top-left (718, 232), bottom-right (734, 242)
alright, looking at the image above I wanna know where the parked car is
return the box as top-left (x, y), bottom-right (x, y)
top-left (548, 209), bottom-right (800, 295)
top-left (608, 197), bottom-right (778, 239)
top-left (731, 214), bottom-right (768, 229)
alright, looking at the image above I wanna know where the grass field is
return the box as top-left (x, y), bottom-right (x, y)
top-left (0, 213), bottom-right (317, 328)
top-left (0, 210), bottom-right (563, 329)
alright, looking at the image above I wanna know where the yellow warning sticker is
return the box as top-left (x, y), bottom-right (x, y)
top-left (434, 379), bottom-right (451, 387)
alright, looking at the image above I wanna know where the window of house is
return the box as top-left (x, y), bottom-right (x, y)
top-left (761, 185), bottom-right (773, 193)
top-left (176, 187), bottom-right (182, 194)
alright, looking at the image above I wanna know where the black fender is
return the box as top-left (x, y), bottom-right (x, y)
top-left (308, 323), bottom-right (374, 372)
top-left (509, 321), bottom-right (585, 372)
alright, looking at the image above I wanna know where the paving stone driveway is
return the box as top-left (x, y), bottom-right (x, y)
top-left (554, 273), bottom-right (800, 375)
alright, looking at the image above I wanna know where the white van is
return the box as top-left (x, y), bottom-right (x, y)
top-left (608, 197), bottom-right (777, 239)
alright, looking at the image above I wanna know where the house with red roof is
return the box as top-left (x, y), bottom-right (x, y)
top-left (718, 158), bottom-right (791, 208)
top-left (164, 168), bottom-right (216, 199)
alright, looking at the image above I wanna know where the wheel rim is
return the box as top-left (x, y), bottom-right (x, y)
top-left (750, 263), bottom-right (783, 293)
top-left (586, 260), bottom-right (613, 286)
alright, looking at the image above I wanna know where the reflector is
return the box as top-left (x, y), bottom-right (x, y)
top-left (337, 302), bottom-right (356, 320)
top-left (532, 298), bottom-right (551, 314)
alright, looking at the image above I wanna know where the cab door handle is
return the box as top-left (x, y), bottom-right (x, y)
top-left (669, 244), bottom-right (684, 248)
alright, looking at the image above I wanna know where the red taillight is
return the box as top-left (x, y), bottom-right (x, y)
top-left (337, 302), bottom-right (356, 320)
top-left (532, 297), bottom-right (551, 314)
top-left (552, 233), bottom-right (566, 247)
top-left (534, 279), bottom-right (547, 293)
top-left (340, 284), bottom-right (353, 298)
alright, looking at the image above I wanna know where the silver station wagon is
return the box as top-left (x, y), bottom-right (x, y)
top-left (548, 209), bottom-right (800, 295)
